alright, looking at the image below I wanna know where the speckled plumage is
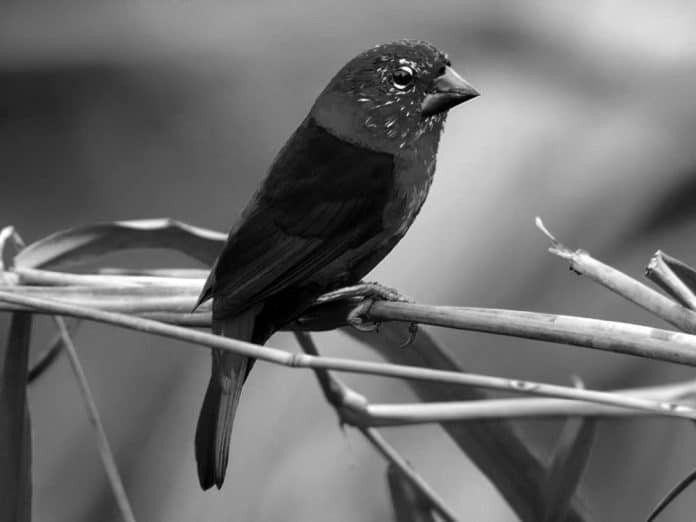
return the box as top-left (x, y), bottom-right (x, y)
top-left (194, 40), bottom-right (477, 491)
top-left (312, 40), bottom-right (450, 153)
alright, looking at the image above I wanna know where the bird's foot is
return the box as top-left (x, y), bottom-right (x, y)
top-left (317, 282), bottom-right (413, 305)
top-left (329, 282), bottom-right (416, 343)
top-left (316, 282), bottom-right (417, 341)
top-left (346, 300), bottom-right (420, 345)
top-left (347, 299), bottom-right (379, 332)
top-left (354, 281), bottom-right (414, 303)
top-left (399, 322), bottom-right (419, 348)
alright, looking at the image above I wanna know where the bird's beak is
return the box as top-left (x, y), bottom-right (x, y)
top-left (421, 65), bottom-right (479, 117)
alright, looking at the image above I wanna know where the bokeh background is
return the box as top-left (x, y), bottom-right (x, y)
top-left (2, 1), bottom-right (696, 520)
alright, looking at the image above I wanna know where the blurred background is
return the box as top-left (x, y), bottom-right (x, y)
top-left (2, 0), bottom-right (696, 520)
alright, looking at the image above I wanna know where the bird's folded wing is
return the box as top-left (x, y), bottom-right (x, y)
top-left (197, 118), bottom-right (396, 317)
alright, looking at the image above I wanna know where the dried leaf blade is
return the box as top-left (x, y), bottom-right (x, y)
top-left (347, 324), bottom-right (590, 522)
top-left (646, 469), bottom-right (696, 522)
top-left (543, 416), bottom-right (596, 522)
top-left (15, 219), bottom-right (226, 269)
top-left (0, 312), bottom-right (33, 522)
top-left (387, 463), bottom-right (436, 522)
top-left (659, 252), bottom-right (696, 293)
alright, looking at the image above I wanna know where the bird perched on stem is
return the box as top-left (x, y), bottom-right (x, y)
top-left (193, 39), bottom-right (479, 490)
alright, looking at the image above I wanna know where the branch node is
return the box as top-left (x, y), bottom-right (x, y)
top-left (288, 352), bottom-right (306, 368)
top-left (535, 217), bottom-right (585, 273)
top-left (645, 250), bottom-right (696, 310)
top-left (509, 379), bottom-right (539, 393)
top-left (0, 225), bottom-right (25, 282)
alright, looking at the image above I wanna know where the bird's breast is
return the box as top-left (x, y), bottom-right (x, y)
top-left (382, 150), bottom-right (437, 237)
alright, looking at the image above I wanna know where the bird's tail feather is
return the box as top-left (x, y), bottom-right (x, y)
top-left (195, 308), bottom-right (258, 490)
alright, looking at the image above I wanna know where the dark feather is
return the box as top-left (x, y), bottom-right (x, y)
top-left (193, 40), bottom-right (472, 491)
top-left (195, 311), bottom-right (259, 490)
top-left (198, 116), bottom-right (395, 318)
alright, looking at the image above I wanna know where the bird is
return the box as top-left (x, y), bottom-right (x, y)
top-left (193, 39), bottom-right (479, 490)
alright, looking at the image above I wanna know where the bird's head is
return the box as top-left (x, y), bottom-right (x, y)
top-left (311, 40), bottom-right (479, 155)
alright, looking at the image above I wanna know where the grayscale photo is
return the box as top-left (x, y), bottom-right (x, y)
top-left (2, 2), bottom-right (696, 521)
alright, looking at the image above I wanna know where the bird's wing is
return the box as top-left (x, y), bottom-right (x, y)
top-left (197, 117), bottom-right (396, 317)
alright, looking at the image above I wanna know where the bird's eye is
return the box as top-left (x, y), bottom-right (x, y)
top-left (392, 66), bottom-right (415, 90)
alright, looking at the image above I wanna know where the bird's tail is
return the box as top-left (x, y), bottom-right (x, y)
top-left (195, 308), bottom-right (258, 490)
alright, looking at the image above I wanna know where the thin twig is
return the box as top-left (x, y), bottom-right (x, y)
top-left (647, 469), bottom-right (696, 522)
top-left (361, 427), bottom-right (459, 522)
top-left (536, 217), bottom-right (696, 333)
top-left (294, 332), bottom-right (455, 518)
top-left (0, 285), bottom-right (202, 313)
top-left (650, 252), bottom-right (696, 298)
top-left (0, 225), bottom-right (25, 273)
top-left (15, 267), bottom-right (204, 288)
top-left (293, 331), bottom-right (370, 425)
top-left (2, 292), bottom-right (696, 420)
top-left (27, 320), bottom-right (80, 383)
top-left (7, 281), bottom-right (696, 370)
top-left (387, 463), bottom-right (436, 522)
top-left (300, 326), bottom-right (696, 425)
top-left (6, 262), bottom-right (696, 372)
top-left (367, 302), bottom-right (696, 367)
top-left (542, 379), bottom-right (596, 522)
top-left (99, 268), bottom-right (209, 278)
top-left (53, 317), bottom-right (136, 522)
top-left (27, 336), bottom-right (64, 383)
top-left (299, 337), bottom-right (696, 424)
top-left (363, 383), bottom-right (696, 424)
top-left (346, 324), bottom-right (590, 521)
top-left (646, 252), bottom-right (696, 310)
top-left (27, 314), bottom-right (80, 384)
top-left (293, 332), bottom-right (352, 405)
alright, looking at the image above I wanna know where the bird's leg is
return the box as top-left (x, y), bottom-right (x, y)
top-left (317, 282), bottom-right (418, 343)
top-left (345, 282), bottom-right (410, 331)
top-left (400, 322), bottom-right (419, 348)
top-left (317, 281), bottom-right (413, 304)
top-left (352, 281), bottom-right (413, 303)
top-left (347, 299), bottom-right (379, 332)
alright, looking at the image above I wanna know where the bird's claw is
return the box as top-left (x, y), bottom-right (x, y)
top-left (353, 283), bottom-right (417, 343)
top-left (358, 281), bottom-right (414, 303)
top-left (324, 282), bottom-right (415, 338)
top-left (399, 322), bottom-right (419, 348)
top-left (317, 282), bottom-right (413, 305)
top-left (347, 299), bottom-right (380, 332)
